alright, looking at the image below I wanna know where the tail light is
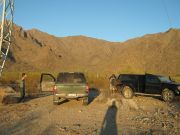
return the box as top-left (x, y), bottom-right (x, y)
top-left (86, 85), bottom-right (89, 93)
top-left (53, 85), bottom-right (57, 93)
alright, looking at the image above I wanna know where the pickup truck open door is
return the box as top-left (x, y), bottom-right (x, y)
top-left (40, 73), bottom-right (56, 92)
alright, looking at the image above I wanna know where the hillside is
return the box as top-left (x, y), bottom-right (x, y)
top-left (5, 25), bottom-right (180, 75)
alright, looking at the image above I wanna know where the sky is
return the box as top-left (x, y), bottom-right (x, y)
top-left (13, 0), bottom-right (180, 42)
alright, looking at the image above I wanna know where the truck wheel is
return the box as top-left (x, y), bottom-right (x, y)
top-left (162, 88), bottom-right (175, 102)
top-left (122, 86), bottom-right (134, 99)
top-left (82, 98), bottom-right (88, 105)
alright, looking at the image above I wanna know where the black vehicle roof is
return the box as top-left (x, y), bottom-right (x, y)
top-left (119, 73), bottom-right (167, 77)
top-left (59, 72), bottom-right (84, 74)
top-left (119, 74), bottom-right (144, 76)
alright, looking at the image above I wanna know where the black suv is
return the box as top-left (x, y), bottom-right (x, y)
top-left (116, 74), bottom-right (180, 102)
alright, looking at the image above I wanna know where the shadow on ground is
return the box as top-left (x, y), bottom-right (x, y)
top-left (25, 92), bottom-right (53, 101)
top-left (88, 87), bottom-right (100, 104)
top-left (100, 100), bottom-right (118, 135)
top-left (2, 92), bottom-right (53, 104)
top-left (136, 94), bottom-right (180, 103)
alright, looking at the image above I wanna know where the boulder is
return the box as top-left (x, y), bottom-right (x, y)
top-left (0, 86), bottom-right (19, 104)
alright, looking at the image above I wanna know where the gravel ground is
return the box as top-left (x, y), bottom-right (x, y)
top-left (0, 89), bottom-right (179, 135)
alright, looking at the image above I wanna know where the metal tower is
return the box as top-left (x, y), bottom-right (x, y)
top-left (0, 0), bottom-right (14, 76)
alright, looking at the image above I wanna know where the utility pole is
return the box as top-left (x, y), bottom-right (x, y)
top-left (0, 0), bottom-right (14, 76)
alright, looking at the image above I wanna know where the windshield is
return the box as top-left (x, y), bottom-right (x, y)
top-left (57, 73), bottom-right (86, 83)
top-left (158, 76), bottom-right (172, 83)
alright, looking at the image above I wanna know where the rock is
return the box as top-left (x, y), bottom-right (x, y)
top-left (21, 30), bottom-right (28, 38)
top-left (142, 117), bottom-right (150, 122)
top-left (167, 111), bottom-right (175, 118)
top-left (0, 86), bottom-right (15, 93)
top-left (161, 122), bottom-right (174, 129)
top-left (58, 127), bottom-right (67, 132)
top-left (73, 124), bottom-right (81, 127)
top-left (0, 86), bottom-right (19, 104)
top-left (162, 122), bottom-right (166, 128)
top-left (78, 110), bottom-right (82, 113)
top-left (174, 114), bottom-right (179, 119)
top-left (2, 95), bottom-right (19, 104)
top-left (151, 119), bottom-right (155, 123)
top-left (146, 129), bottom-right (153, 135)
top-left (93, 129), bottom-right (98, 134)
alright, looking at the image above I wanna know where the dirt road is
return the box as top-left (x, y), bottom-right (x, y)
top-left (0, 90), bottom-right (179, 135)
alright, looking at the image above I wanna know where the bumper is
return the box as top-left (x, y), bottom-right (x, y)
top-left (53, 93), bottom-right (88, 101)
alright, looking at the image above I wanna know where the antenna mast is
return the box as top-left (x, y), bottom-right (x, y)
top-left (0, 0), bottom-right (14, 76)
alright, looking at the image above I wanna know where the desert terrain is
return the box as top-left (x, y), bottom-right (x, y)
top-left (0, 25), bottom-right (180, 135)
top-left (0, 89), bottom-right (179, 135)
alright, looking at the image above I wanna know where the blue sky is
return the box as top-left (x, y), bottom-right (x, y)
top-left (14, 0), bottom-right (180, 42)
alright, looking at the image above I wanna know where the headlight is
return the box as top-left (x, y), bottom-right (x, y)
top-left (177, 86), bottom-right (180, 90)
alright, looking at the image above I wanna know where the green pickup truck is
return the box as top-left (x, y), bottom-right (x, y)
top-left (40, 72), bottom-right (89, 105)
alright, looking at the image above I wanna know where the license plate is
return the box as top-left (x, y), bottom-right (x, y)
top-left (68, 94), bottom-right (76, 97)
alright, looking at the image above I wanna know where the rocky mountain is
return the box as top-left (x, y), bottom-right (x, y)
top-left (5, 25), bottom-right (180, 75)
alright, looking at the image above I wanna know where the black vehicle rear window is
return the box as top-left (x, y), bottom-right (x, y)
top-left (118, 75), bottom-right (139, 81)
top-left (57, 73), bottom-right (86, 83)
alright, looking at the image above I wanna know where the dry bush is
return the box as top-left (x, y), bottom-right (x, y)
top-left (0, 72), bottom-right (110, 93)
top-left (1, 72), bottom-right (178, 95)
top-left (25, 72), bottom-right (41, 94)
top-left (0, 72), bottom-right (20, 92)
top-left (0, 72), bottom-right (41, 94)
top-left (85, 72), bottom-right (109, 89)
top-left (172, 75), bottom-right (180, 83)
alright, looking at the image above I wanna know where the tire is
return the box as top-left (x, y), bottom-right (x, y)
top-left (162, 88), bottom-right (175, 102)
top-left (122, 86), bottom-right (134, 99)
top-left (82, 97), bottom-right (88, 105)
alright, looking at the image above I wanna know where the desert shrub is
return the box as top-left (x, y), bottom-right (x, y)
top-left (85, 72), bottom-right (109, 89)
top-left (0, 72), bottom-right (40, 94)
top-left (172, 76), bottom-right (180, 83)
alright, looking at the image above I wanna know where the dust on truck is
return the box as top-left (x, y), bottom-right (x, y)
top-left (40, 72), bottom-right (89, 105)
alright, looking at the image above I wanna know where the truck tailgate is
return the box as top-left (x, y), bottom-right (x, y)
top-left (56, 83), bottom-right (87, 94)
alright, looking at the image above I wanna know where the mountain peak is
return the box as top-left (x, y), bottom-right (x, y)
top-left (8, 24), bottom-right (180, 75)
top-left (166, 28), bottom-right (180, 33)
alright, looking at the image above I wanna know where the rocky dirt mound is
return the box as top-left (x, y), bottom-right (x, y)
top-left (0, 86), bottom-right (19, 104)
